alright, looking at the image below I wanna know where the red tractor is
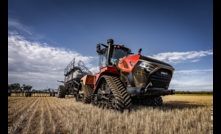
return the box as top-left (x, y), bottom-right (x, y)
top-left (79, 39), bottom-right (175, 111)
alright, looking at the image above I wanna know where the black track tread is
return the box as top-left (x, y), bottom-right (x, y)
top-left (57, 85), bottom-right (65, 98)
top-left (137, 96), bottom-right (163, 106)
top-left (103, 75), bottom-right (132, 111)
top-left (112, 76), bottom-right (132, 109)
top-left (103, 76), bottom-right (125, 111)
top-left (83, 85), bottom-right (93, 104)
top-left (150, 96), bottom-right (163, 106)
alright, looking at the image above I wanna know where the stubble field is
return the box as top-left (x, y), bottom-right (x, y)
top-left (8, 94), bottom-right (213, 134)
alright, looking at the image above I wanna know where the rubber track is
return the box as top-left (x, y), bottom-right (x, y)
top-left (103, 76), bottom-right (124, 111)
top-left (112, 76), bottom-right (132, 109)
top-left (83, 85), bottom-right (93, 104)
top-left (103, 75), bottom-right (132, 111)
top-left (152, 96), bottom-right (163, 106)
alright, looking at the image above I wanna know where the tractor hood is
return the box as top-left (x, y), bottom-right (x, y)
top-left (118, 54), bottom-right (174, 73)
top-left (139, 55), bottom-right (173, 68)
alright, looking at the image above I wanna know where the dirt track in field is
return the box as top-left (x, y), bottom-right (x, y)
top-left (8, 95), bottom-right (213, 134)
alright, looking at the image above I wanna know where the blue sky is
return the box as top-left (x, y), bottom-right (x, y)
top-left (8, 0), bottom-right (213, 91)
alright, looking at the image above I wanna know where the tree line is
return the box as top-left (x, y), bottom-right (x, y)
top-left (8, 83), bottom-right (32, 93)
top-left (8, 83), bottom-right (56, 97)
top-left (175, 90), bottom-right (213, 94)
top-left (8, 83), bottom-right (56, 93)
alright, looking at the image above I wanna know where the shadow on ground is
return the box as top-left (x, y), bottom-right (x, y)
top-left (131, 101), bottom-right (206, 112)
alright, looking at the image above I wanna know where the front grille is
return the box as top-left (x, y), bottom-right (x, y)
top-left (153, 69), bottom-right (172, 78)
top-left (148, 69), bottom-right (172, 89)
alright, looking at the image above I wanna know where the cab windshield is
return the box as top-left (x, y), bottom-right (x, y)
top-left (111, 48), bottom-right (128, 66)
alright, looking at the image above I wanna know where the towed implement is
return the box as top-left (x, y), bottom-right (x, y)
top-left (57, 59), bottom-right (92, 99)
top-left (58, 39), bottom-right (175, 111)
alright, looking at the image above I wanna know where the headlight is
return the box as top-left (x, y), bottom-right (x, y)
top-left (138, 60), bottom-right (156, 72)
top-left (129, 61), bottom-right (134, 66)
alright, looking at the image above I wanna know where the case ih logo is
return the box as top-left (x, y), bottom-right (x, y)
top-left (160, 71), bottom-right (168, 76)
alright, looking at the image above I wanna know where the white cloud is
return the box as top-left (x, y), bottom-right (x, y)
top-left (169, 69), bottom-right (213, 91)
top-left (149, 50), bottom-right (213, 63)
top-left (169, 79), bottom-right (213, 91)
top-left (190, 59), bottom-right (200, 62)
top-left (147, 50), bottom-right (213, 90)
top-left (8, 18), bottom-right (33, 35)
top-left (175, 69), bottom-right (213, 75)
top-left (8, 33), bottom-right (98, 89)
top-left (89, 66), bottom-right (100, 74)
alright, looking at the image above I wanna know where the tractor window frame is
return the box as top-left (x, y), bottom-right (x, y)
top-left (99, 51), bottom-right (107, 69)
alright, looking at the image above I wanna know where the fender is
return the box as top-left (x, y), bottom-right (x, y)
top-left (81, 75), bottom-right (96, 85)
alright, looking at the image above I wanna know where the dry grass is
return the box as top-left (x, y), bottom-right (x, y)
top-left (8, 95), bottom-right (213, 134)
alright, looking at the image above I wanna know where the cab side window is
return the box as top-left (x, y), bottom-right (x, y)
top-left (99, 54), bottom-right (107, 68)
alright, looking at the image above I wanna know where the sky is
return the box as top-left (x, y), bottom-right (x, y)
top-left (8, 0), bottom-right (213, 91)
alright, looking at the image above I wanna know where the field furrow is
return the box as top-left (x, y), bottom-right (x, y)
top-left (39, 97), bottom-right (53, 134)
top-left (45, 97), bottom-right (57, 133)
top-left (8, 97), bottom-right (33, 114)
top-left (8, 97), bottom-right (40, 134)
top-left (8, 95), bottom-right (213, 134)
top-left (25, 97), bottom-right (44, 134)
top-left (19, 98), bottom-right (41, 134)
top-left (46, 98), bottom-right (66, 133)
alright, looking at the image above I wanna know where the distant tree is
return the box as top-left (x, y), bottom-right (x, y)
top-left (21, 84), bottom-right (26, 92)
top-left (23, 85), bottom-right (32, 91)
top-left (10, 83), bottom-right (20, 96)
top-left (10, 83), bottom-right (20, 90)
top-left (19, 84), bottom-right (25, 96)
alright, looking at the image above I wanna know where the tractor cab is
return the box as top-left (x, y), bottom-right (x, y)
top-left (96, 39), bottom-right (132, 69)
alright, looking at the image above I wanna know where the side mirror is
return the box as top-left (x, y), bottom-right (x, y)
top-left (96, 44), bottom-right (101, 54)
top-left (96, 43), bottom-right (108, 54)
top-left (138, 48), bottom-right (142, 54)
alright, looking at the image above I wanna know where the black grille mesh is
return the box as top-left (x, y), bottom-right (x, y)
top-left (149, 69), bottom-right (172, 89)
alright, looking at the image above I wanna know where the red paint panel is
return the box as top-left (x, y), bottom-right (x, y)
top-left (94, 66), bottom-right (119, 86)
top-left (81, 75), bottom-right (95, 85)
top-left (118, 54), bottom-right (140, 73)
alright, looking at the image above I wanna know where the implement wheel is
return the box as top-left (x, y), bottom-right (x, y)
top-left (57, 85), bottom-right (65, 98)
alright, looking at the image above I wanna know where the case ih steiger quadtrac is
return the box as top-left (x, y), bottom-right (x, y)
top-left (57, 39), bottom-right (175, 111)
